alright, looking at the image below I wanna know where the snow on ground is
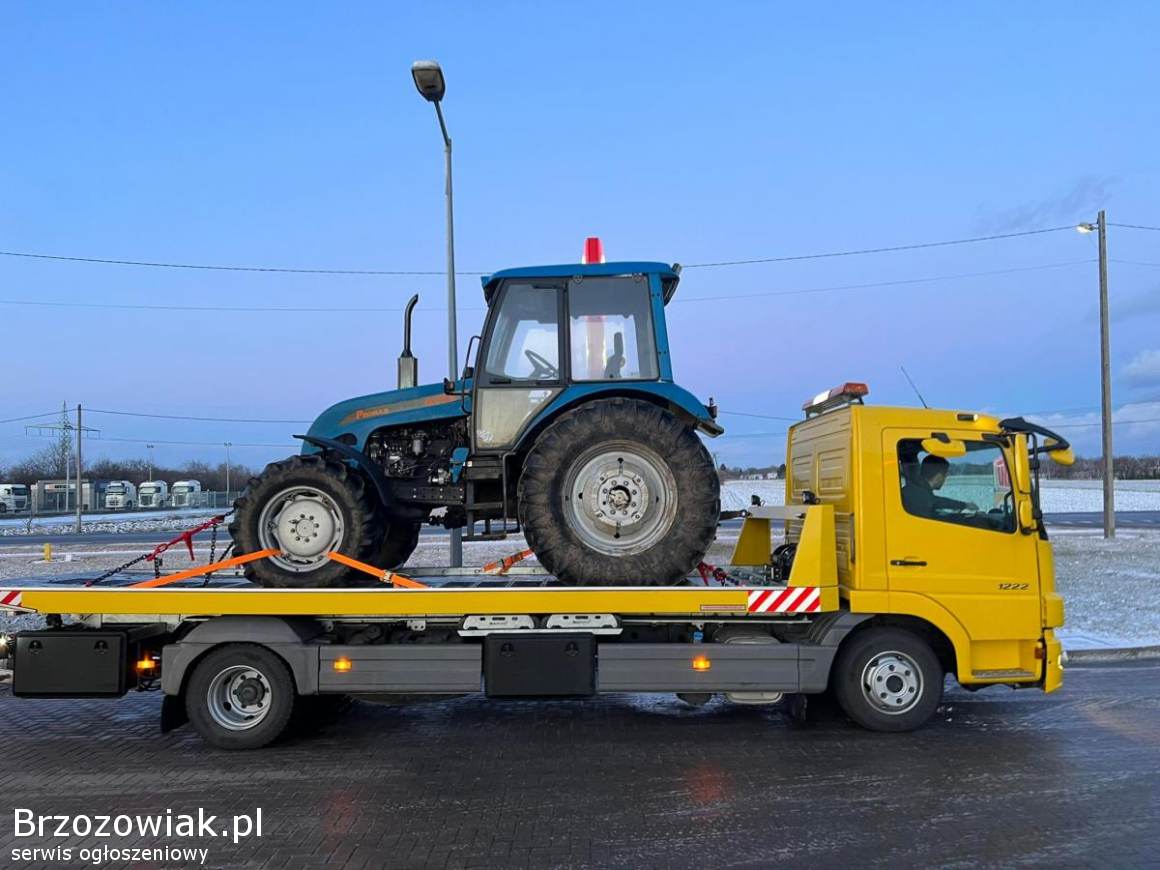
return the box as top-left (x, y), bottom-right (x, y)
top-left (721, 479), bottom-right (1160, 513)
top-left (0, 508), bottom-right (222, 537)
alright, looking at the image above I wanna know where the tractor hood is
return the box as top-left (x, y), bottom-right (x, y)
top-left (304, 380), bottom-right (469, 451)
top-left (482, 261), bottom-right (680, 305)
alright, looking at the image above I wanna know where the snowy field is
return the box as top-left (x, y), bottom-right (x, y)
top-left (0, 507), bottom-right (222, 537)
top-left (721, 479), bottom-right (1160, 513)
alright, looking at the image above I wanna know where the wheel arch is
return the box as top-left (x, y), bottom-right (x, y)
top-left (839, 614), bottom-right (959, 683)
top-left (161, 618), bottom-right (324, 698)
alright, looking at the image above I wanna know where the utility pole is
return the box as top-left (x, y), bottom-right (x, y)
top-left (224, 442), bottom-right (233, 503)
top-left (75, 404), bottom-right (83, 534)
top-left (1096, 210), bottom-right (1114, 539)
top-left (147, 444), bottom-right (155, 481)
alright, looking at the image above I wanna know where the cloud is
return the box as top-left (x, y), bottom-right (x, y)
top-left (1123, 350), bottom-right (1160, 387)
top-left (1025, 401), bottom-right (1160, 457)
top-left (976, 176), bottom-right (1118, 233)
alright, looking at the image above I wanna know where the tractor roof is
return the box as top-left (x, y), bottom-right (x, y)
top-left (481, 261), bottom-right (680, 305)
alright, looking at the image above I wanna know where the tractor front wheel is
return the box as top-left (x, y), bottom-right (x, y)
top-left (518, 398), bottom-right (719, 585)
top-left (230, 454), bottom-right (382, 588)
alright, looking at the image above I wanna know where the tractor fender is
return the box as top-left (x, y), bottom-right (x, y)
top-left (512, 382), bottom-right (722, 454)
top-left (296, 434), bottom-right (394, 507)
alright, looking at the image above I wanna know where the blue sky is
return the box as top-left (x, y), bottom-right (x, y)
top-left (1, 2), bottom-right (1158, 469)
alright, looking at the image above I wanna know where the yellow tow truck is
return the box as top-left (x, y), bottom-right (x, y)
top-left (1, 383), bottom-right (1072, 748)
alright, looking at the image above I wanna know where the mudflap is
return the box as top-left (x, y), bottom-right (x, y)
top-left (160, 693), bottom-right (189, 733)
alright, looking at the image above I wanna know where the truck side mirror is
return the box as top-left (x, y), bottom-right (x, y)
top-left (920, 436), bottom-right (966, 458)
top-left (1046, 441), bottom-right (1075, 466)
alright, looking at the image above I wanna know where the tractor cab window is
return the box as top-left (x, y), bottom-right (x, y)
top-left (484, 283), bottom-right (562, 381)
top-left (897, 438), bottom-right (1015, 533)
top-left (568, 276), bottom-right (658, 381)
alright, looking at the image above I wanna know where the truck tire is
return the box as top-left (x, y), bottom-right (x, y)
top-left (518, 397), bottom-right (719, 585)
top-left (230, 454), bottom-right (382, 588)
top-left (376, 521), bottom-right (422, 570)
top-left (185, 644), bottom-right (296, 750)
top-left (832, 627), bottom-right (943, 732)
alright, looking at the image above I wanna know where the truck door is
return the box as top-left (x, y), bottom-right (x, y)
top-left (884, 429), bottom-right (1041, 676)
top-left (472, 281), bottom-right (565, 453)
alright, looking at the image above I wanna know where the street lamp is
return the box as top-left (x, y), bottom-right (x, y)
top-left (412, 59), bottom-right (463, 567)
top-left (146, 443), bottom-right (155, 482)
top-left (1076, 211), bottom-right (1114, 538)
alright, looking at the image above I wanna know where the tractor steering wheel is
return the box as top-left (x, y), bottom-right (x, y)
top-left (525, 349), bottom-right (559, 379)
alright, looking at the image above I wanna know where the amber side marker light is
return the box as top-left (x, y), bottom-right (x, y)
top-left (135, 657), bottom-right (157, 673)
top-left (691, 655), bottom-right (712, 671)
top-left (333, 657), bottom-right (354, 672)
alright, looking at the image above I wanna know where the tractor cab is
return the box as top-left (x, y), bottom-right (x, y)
top-left (469, 240), bottom-right (688, 454)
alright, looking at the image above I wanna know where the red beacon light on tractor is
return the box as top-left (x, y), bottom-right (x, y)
top-left (581, 237), bottom-right (606, 265)
top-left (803, 382), bottom-right (870, 416)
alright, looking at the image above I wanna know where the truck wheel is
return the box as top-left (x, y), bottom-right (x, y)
top-left (230, 454), bottom-right (382, 588)
top-left (518, 397), bottom-right (719, 585)
top-left (185, 645), bottom-right (296, 750)
top-left (832, 628), bottom-right (943, 732)
top-left (376, 521), bottom-right (421, 570)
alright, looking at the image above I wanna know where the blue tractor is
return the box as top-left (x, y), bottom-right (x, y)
top-left (231, 244), bottom-right (723, 586)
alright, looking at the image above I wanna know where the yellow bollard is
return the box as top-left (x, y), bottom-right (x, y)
top-left (43, 543), bottom-right (52, 562)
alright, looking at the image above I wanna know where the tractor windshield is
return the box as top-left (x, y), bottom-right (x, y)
top-left (568, 276), bottom-right (658, 381)
top-left (484, 282), bottom-right (562, 380)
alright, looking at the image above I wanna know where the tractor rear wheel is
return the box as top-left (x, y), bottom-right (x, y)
top-left (230, 454), bottom-right (382, 588)
top-left (518, 397), bottom-right (719, 585)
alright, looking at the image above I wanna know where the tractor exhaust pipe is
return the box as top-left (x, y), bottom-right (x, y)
top-left (398, 294), bottom-right (419, 389)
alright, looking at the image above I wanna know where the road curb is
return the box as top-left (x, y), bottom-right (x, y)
top-left (1066, 645), bottom-right (1160, 664)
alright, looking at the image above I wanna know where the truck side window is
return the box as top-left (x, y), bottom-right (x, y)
top-left (897, 439), bottom-right (1015, 533)
top-left (568, 276), bottom-right (658, 381)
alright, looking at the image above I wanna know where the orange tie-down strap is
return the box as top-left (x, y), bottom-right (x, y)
top-left (130, 549), bottom-right (279, 588)
top-left (482, 548), bottom-right (534, 575)
top-left (326, 552), bottom-right (429, 588)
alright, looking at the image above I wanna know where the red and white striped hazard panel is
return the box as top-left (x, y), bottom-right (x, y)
top-left (0, 589), bottom-right (24, 609)
top-left (747, 586), bottom-right (821, 614)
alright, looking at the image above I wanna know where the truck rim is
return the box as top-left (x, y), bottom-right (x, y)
top-left (861, 650), bottom-right (923, 714)
top-left (257, 486), bottom-right (345, 572)
top-left (564, 442), bottom-right (677, 556)
top-left (206, 665), bottom-right (274, 731)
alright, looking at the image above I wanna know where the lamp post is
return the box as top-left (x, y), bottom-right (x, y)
top-left (412, 59), bottom-right (463, 567)
top-left (146, 443), bottom-right (155, 482)
top-left (1077, 211), bottom-right (1114, 538)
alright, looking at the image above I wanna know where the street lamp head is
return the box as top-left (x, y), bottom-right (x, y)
top-left (1076, 222), bottom-right (1097, 234)
top-left (411, 60), bottom-right (446, 103)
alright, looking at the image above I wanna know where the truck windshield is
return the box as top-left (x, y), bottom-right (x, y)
top-left (174, 486), bottom-right (191, 493)
top-left (568, 276), bottom-right (658, 381)
top-left (107, 485), bottom-right (125, 494)
top-left (13, 486), bottom-right (27, 495)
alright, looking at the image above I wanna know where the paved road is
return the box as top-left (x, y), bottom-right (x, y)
top-left (3, 511), bottom-right (1158, 548)
top-left (1, 662), bottom-right (1157, 868)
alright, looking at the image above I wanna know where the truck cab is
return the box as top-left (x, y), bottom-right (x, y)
top-left (104, 480), bottom-right (137, 510)
top-left (0, 483), bottom-right (29, 513)
top-left (776, 383), bottom-right (1068, 694)
top-left (138, 481), bottom-right (169, 508)
top-left (170, 480), bottom-right (202, 508)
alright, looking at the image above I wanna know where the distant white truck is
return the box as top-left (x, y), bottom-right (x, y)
top-left (0, 484), bottom-right (30, 513)
top-left (137, 480), bottom-right (169, 508)
top-left (104, 480), bottom-right (137, 510)
top-left (170, 480), bottom-right (202, 508)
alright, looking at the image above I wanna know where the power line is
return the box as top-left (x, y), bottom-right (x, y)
top-left (0, 259), bottom-right (1096, 314)
top-left (0, 249), bottom-right (487, 277)
top-left (87, 408), bottom-right (312, 425)
top-left (0, 223), bottom-right (1081, 279)
top-left (718, 410), bottom-right (799, 422)
top-left (681, 225), bottom-right (1076, 268)
top-left (679, 260), bottom-right (1092, 303)
top-left (1109, 222), bottom-right (1160, 232)
top-left (0, 411), bottom-right (63, 425)
top-left (1035, 417), bottom-right (1160, 430)
top-left (1111, 258), bottom-right (1160, 267)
